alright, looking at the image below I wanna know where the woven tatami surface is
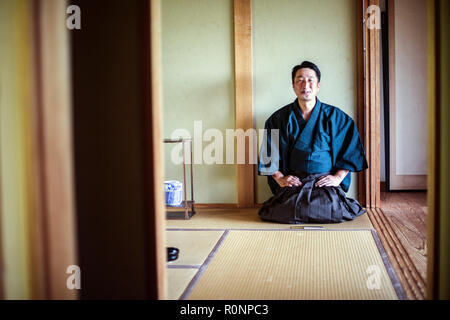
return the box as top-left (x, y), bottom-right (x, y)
top-left (167, 268), bottom-right (198, 300)
top-left (166, 208), bottom-right (373, 230)
top-left (187, 230), bottom-right (398, 300)
top-left (166, 230), bottom-right (225, 266)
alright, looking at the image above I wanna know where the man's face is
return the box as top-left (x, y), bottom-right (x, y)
top-left (292, 68), bottom-right (321, 102)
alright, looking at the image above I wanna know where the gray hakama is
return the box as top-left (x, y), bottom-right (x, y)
top-left (258, 172), bottom-right (366, 224)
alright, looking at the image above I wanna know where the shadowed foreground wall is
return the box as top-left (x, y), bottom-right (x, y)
top-left (71, 0), bottom-right (158, 299)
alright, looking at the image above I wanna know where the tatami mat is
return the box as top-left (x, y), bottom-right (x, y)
top-left (166, 230), bottom-right (225, 266)
top-left (166, 268), bottom-right (198, 300)
top-left (166, 208), bottom-right (373, 230)
top-left (186, 230), bottom-right (400, 300)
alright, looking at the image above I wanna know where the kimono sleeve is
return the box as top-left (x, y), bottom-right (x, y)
top-left (258, 117), bottom-right (281, 176)
top-left (258, 115), bottom-right (290, 194)
top-left (331, 110), bottom-right (368, 173)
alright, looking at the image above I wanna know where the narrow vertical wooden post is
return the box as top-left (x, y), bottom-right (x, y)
top-left (234, 0), bottom-right (254, 207)
top-left (426, 0), bottom-right (438, 300)
top-left (360, 0), bottom-right (381, 208)
top-left (147, 0), bottom-right (166, 299)
top-left (356, 0), bottom-right (366, 206)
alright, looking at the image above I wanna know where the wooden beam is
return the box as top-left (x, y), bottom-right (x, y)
top-left (234, 0), bottom-right (254, 207)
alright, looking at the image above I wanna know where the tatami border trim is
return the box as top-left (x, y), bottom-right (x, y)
top-left (371, 229), bottom-right (407, 300)
top-left (178, 230), bottom-right (230, 300)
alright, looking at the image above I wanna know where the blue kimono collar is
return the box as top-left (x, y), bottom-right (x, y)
top-left (292, 97), bottom-right (322, 148)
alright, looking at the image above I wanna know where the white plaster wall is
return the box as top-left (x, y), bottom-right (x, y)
top-left (394, 0), bottom-right (428, 175)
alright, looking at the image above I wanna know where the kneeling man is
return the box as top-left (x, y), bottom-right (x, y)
top-left (258, 61), bottom-right (368, 224)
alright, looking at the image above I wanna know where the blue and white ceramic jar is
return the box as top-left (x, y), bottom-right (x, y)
top-left (164, 180), bottom-right (183, 206)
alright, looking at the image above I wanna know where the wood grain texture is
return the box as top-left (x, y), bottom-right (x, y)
top-left (367, 208), bottom-right (423, 300)
top-left (367, 191), bottom-right (428, 300)
top-left (381, 192), bottom-right (427, 282)
top-left (234, 0), bottom-right (254, 207)
top-left (361, 0), bottom-right (381, 208)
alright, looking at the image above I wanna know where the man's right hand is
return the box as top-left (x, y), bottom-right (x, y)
top-left (272, 172), bottom-right (302, 187)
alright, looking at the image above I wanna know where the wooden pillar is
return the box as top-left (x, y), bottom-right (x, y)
top-left (234, 0), bottom-right (254, 207)
top-left (357, 0), bottom-right (381, 208)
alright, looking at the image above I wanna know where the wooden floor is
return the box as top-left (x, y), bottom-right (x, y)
top-left (379, 191), bottom-right (427, 298)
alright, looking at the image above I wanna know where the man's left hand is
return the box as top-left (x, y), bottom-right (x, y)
top-left (315, 174), bottom-right (343, 188)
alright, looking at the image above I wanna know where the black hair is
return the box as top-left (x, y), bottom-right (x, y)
top-left (291, 61), bottom-right (321, 83)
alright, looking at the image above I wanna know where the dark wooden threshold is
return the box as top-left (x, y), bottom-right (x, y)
top-left (366, 208), bottom-right (426, 300)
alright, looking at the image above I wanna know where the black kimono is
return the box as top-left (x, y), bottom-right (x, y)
top-left (258, 98), bottom-right (368, 224)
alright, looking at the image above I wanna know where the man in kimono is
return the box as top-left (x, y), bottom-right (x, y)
top-left (258, 61), bottom-right (368, 224)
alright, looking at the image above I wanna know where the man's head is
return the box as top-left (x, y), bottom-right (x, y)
top-left (292, 61), bottom-right (321, 102)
